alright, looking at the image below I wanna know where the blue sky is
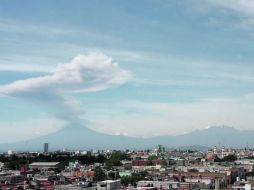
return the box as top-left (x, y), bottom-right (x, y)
top-left (1, 0), bottom-right (254, 142)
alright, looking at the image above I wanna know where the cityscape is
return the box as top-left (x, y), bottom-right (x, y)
top-left (1, 0), bottom-right (254, 189)
top-left (1, 144), bottom-right (254, 189)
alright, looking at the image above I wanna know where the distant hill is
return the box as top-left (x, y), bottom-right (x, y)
top-left (0, 125), bottom-right (253, 152)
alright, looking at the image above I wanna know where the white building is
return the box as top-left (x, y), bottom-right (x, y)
top-left (97, 180), bottom-right (121, 190)
top-left (0, 162), bottom-right (4, 169)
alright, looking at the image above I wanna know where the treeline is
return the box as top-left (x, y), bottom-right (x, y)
top-left (0, 153), bottom-right (107, 170)
top-left (105, 151), bottom-right (130, 167)
top-left (214, 154), bottom-right (237, 162)
top-left (0, 151), bottom-right (132, 170)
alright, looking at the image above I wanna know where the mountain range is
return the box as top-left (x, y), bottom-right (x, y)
top-left (0, 125), bottom-right (253, 152)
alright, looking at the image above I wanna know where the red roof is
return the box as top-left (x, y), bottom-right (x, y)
top-left (75, 171), bottom-right (95, 177)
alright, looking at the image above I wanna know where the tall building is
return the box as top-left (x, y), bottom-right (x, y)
top-left (43, 143), bottom-right (49, 153)
top-left (158, 145), bottom-right (165, 153)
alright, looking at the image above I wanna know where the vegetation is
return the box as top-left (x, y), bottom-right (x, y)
top-left (121, 175), bottom-right (144, 187)
top-left (94, 166), bottom-right (106, 181)
top-left (0, 153), bottom-right (106, 170)
top-left (214, 154), bottom-right (237, 162)
top-left (107, 171), bottom-right (120, 180)
top-left (105, 151), bottom-right (130, 167)
top-left (148, 155), bottom-right (158, 160)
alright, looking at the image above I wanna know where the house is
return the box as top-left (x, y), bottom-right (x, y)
top-left (29, 162), bottom-right (61, 170)
top-left (97, 180), bottom-right (121, 190)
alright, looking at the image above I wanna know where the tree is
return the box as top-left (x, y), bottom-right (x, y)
top-left (214, 154), bottom-right (237, 162)
top-left (106, 151), bottom-right (129, 167)
top-left (94, 166), bottom-right (106, 181)
top-left (148, 155), bottom-right (158, 160)
top-left (108, 171), bottom-right (120, 180)
top-left (121, 175), bottom-right (144, 187)
top-left (222, 154), bottom-right (237, 162)
top-left (160, 160), bottom-right (168, 166)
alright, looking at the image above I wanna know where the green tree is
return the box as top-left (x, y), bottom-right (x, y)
top-left (160, 159), bottom-right (167, 166)
top-left (106, 151), bottom-right (129, 167)
top-left (107, 171), bottom-right (120, 180)
top-left (148, 155), bottom-right (158, 160)
top-left (94, 166), bottom-right (106, 181)
top-left (214, 154), bottom-right (237, 162)
top-left (222, 154), bottom-right (237, 162)
top-left (121, 175), bottom-right (144, 187)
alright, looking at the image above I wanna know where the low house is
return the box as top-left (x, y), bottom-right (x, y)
top-left (97, 180), bottom-right (121, 190)
top-left (29, 162), bottom-right (61, 170)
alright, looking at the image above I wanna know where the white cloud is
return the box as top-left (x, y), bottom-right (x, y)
top-left (208, 0), bottom-right (254, 15)
top-left (0, 53), bottom-right (130, 125)
top-left (202, 0), bottom-right (254, 31)
top-left (0, 53), bottom-right (131, 95)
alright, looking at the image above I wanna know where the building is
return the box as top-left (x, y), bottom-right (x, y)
top-left (97, 180), bottom-right (121, 190)
top-left (7, 150), bottom-right (13, 155)
top-left (29, 162), bottom-right (61, 170)
top-left (43, 143), bottom-right (49, 153)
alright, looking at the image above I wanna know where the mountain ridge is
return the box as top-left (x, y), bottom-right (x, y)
top-left (0, 125), bottom-right (253, 151)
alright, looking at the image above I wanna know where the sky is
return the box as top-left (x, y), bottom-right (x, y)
top-left (1, 0), bottom-right (254, 142)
